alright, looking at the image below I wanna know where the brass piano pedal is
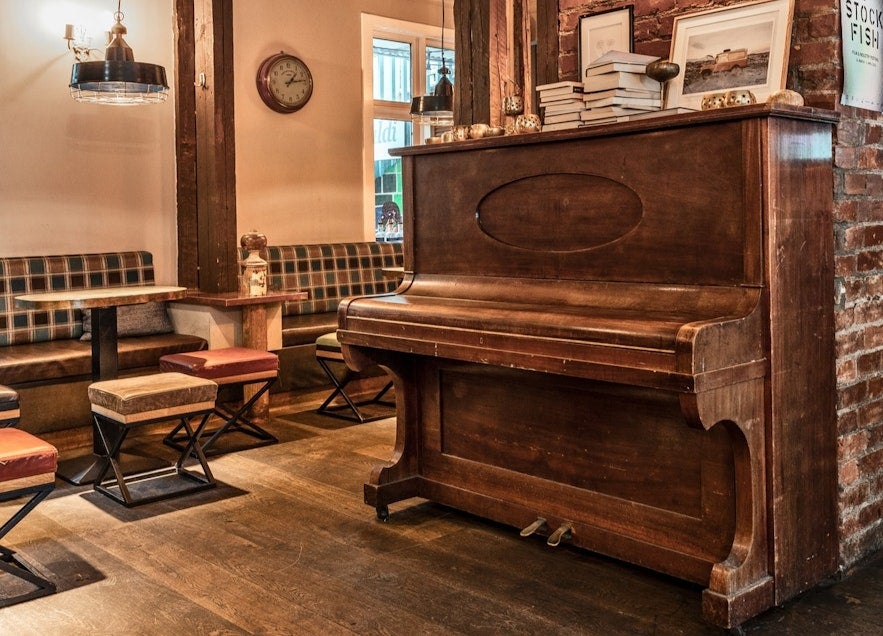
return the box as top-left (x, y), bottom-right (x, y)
top-left (547, 522), bottom-right (573, 547)
top-left (519, 517), bottom-right (547, 537)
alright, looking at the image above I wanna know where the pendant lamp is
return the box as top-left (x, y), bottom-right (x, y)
top-left (69, 1), bottom-right (168, 105)
top-left (410, 2), bottom-right (453, 126)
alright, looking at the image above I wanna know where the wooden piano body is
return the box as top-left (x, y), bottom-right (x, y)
top-left (338, 105), bottom-right (838, 627)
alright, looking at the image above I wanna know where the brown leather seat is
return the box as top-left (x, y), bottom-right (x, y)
top-left (0, 385), bottom-right (58, 606)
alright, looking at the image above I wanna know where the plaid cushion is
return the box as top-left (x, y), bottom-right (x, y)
top-left (0, 252), bottom-right (156, 346)
top-left (246, 242), bottom-right (403, 316)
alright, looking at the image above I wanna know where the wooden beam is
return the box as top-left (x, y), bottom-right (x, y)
top-left (175, 0), bottom-right (238, 293)
top-left (174, 0), bottom-right (198, 289)
top-left (535, 0), bottom-right (559, 86)
top-left (454, 0), bottom-right (491, 125)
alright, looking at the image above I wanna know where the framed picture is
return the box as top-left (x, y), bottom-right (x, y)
top-left (579, 6), bottom-right (634, 79)
top-left (665, 0), bottom-right (794, 110)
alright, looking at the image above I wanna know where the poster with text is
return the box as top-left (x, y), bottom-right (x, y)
top-left (841, 0), bottom-right (883, 111)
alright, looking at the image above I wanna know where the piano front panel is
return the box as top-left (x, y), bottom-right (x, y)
top-left (409, 119), bottom-right (762, 287)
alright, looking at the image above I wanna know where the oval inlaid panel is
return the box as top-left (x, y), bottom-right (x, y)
top-left (476, 174), bottom-right (643, 252)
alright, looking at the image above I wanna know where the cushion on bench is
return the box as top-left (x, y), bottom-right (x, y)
top-left (0, 428), bottom-right (58, 483)
top-left (0, 252), bottom-right (158, 346)
top-left (0, 334), bottom-right (208, 386)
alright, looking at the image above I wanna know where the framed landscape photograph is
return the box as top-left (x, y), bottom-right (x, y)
top-left (579, 6), bottom-right (634, 79)
top-left (665, 0), bottom-right (794, 110)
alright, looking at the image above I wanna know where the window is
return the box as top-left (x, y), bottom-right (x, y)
top-left (362, 14), bottom-right (454, 243)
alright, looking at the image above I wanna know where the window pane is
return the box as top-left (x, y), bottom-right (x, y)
top-left (373, 39), bottom-right (412, 103)
top-left (373, 119), bottom-right (411, 242)
top-left (426, 46), bottom-right (455, 91)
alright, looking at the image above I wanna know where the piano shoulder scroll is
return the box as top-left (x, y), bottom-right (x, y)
top-left (338, 105), bottom-right (839, 628)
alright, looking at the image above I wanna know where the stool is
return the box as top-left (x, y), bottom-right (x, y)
top-left (0, 385), bottom-right (58, 607)
top-left (0, 385), bottom-right (21, 428)
top-left (88, 373), bottom-right (218, 507)
top-left (159, 348), bottom-right (279, 455)
top-left (315, 332), bottom-right (394, 423)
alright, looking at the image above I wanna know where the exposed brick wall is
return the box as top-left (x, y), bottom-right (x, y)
top-left (554, 0), bottom-right (883, 569)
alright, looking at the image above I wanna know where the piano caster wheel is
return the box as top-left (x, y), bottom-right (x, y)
top-left (376, 505), bottom-right (389, 522)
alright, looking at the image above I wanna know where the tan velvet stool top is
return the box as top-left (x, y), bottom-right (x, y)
top-left (159, 347), bottom-right (279, 383)
top-left (0, 428), bottom-right (58, 486)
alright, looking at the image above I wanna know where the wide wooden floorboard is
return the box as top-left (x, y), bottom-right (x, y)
top-left (1, 402), bottom-right (882, 634)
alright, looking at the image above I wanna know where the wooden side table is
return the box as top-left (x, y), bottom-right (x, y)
top-left (170, 291), bottom-right (307, 421)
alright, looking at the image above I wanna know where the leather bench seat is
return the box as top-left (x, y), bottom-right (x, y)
top-left (0, 385), bottom-right (19, 417)
top-left (281, 312), bottom-right (338, 348)
top-left (0, 334), bottom-right (208, 386)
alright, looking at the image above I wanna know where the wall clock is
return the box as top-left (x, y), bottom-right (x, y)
top-left (256, 52), bottom-right (313, 113)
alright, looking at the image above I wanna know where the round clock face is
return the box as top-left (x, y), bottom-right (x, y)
top-left (256, 53), bottom-right (313, 113)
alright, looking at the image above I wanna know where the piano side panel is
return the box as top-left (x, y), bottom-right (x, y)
top-left (409, 120), bottom-right (762, 287)
top-left (764, 117), bottom-right (838, 600)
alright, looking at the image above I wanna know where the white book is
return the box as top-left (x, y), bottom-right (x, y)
top-left (580, 106), bottom-right (652, 121)
top-left (582, 88), bottom-right (661, 101)
top-left (583, 72), bottom-right (662, 93)
top-left (541, 121), bottom-right (582, 132)
top-left (538, 85), bottom-right (584, 98)
top-left (624, 107), bottom-right (698, 121)
top-left (583, 95), bottom-right (662, 109)
top-left (544, 111), bottom-right (582, 124)
top-left (584, 51), bottom-right (660, 78)
top-left (542, 101), bottom-right (586, 115)
top-left (536, 80), bottom-right (583, 92)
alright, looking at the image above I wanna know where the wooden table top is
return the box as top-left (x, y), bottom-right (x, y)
top-left (177, 290), bottom-right (308, 308)
top-left (14, 285), bottom-right (187, 310)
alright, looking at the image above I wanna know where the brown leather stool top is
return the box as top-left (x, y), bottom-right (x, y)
top-left (0, 385), bottom-right (21, 425)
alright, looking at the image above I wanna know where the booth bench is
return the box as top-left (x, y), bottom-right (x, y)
top-left (261, 242), bottom-right (403, 394)
top-left (0, 252), bottom-right (206, 437)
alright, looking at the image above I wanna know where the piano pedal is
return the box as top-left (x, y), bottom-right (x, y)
top-left (519, 517), bottom-right (547, 537)
top-left (547, 522), bottom-right (573, 547)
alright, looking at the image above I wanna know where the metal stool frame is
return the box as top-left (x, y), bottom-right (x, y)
top-left (93, 408), bottom-right (215, 507)
top-left (315, 356), bottom-right (394, 423)
top-left (0, 482), bottom-right (56, 607)
top-left (163, 375), bottom-right (277, 456)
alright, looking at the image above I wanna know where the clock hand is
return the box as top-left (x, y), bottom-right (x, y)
top-left (285, 76), bottom-right (308, 86)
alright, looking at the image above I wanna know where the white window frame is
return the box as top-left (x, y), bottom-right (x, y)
top-left (360, 13), bottom-right (454, 241)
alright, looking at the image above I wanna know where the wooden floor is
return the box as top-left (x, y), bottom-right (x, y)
top-left (1, 400), bottom-right (882, 635)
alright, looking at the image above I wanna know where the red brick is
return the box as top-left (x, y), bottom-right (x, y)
top-left (836, 254), bottom-right (858, 276)
top-left (836, 307), bottom-right (855, 331)
top-left (867, 125), bottom-right (882, 144)
top-left (857, 349), bottom-right (883, 375)
top-left (839, 458), bottom-right (861, 486)
top-left (835, 200), bottom-right (859, 222)
top-left (838, 120), bottom-right (865, 147)
top-left (867, 420), bottom-right (883, 446)
top-left (838, 408), bottom-right (860, 435)
top-left (858, 499), bottom-right (883, 527)
top-left (839, 481), bottom-right (869, 511)
top-left (790, 39), bottom-right (840, 66)
top-left (869, 375), bottom-right (883, 400)
top-left (837, 329), bottom-right (865, 357)
top-left (839, 379), bottom-right (868, 409)
top-left (836, 147), bottom-right (859, 170)
top-left (839, 429), bottom-right (869, 460)
top-left (856, 201), bottom-right (883, 222)
top-left (862, 226), bottom-right (883, 248)
top-left (857, 250), bottom-right (883, 272)
top-left (838, 357), bottom-right (858, 383)
top-left (844, 173), bottom-right (869, 195)
top-left (795, 0), bottom-right (840, 16)
top-left (807, 12), bottom-right (840, 38)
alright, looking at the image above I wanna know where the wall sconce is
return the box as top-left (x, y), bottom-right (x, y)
top-left (63, 24), bottom-right (105, 63)
top-left (67, 1), bottom-right (169, 106)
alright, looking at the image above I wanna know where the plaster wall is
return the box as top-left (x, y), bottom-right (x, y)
top-left (0, 0), bottom-right (178, 283)
top-left (233, 0), bottom-right (448, 244)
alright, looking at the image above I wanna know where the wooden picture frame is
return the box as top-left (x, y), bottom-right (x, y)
top-left (665, 0), bottom-right (794, 110)
top-left (578, 6), bottom-right (634, 80)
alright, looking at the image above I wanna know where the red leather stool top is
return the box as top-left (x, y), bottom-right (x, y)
top-left (159, 347), bottom-right (278, 381)
top-left (0, 429), bottom-right (58, 482)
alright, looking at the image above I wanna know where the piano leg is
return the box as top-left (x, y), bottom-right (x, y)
top-left (349, 349), bottom-right (422, 518)
top-left (681, 378), bottom-right (775, 628)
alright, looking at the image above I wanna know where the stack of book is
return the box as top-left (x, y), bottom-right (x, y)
top-left (580, 51), bottom-right (662, 126)
top-left (537, 81), bottom-right (584, 131)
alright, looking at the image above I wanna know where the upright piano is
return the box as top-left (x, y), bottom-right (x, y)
top-left (338, 104), bottom-right (838, 627)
